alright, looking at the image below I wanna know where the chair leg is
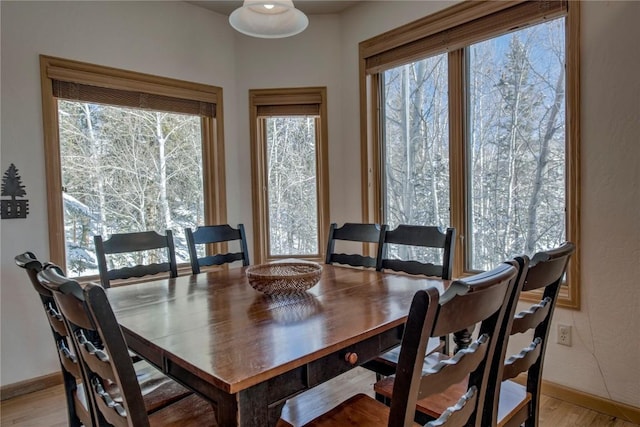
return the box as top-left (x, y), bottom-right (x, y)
top-left (440, 335), bottom-right (450, 356)
top-left (375, 391), bottom-right (389, 405)
top-left (414, 409), bottom-right (435, 425)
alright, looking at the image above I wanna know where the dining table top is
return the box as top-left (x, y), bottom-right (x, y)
top-left (106, 263), bottom-right (448, 395)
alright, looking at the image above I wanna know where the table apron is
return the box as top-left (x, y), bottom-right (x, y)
top-left (125, 325), bottom-right (404, 426)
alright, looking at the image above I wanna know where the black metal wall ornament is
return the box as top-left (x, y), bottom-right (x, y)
top-left (1, 163), bottom-right (30, 219)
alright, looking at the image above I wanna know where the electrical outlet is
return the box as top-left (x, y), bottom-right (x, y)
top-left (557, 324), bottom-right (572, 346)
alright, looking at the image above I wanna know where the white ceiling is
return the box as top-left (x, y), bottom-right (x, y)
top-left (187, 1), bottom-right (362, 16)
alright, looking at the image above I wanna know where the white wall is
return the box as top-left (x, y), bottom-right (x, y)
top-left (557, 0), bottom-right (640, 405)
top-left (232, 14), bottom-right (344, 247)
top-left (0, 0), bottom-right (239, 385)
top-left (1, 0), bottom-right (638, 410)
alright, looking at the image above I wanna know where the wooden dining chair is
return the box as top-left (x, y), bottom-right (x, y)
top-left (17, 254), bottom-right (194, 426)
top-left (37, 265), bottom-right (218, 427)
top-left (324, 222), bottom-right (387, 268)
top-left (376, 243), bottom-right (574, 427)
top-left (15, 252), bottom-right (93, 427)
top-left (490, 242), bottom-right (575, 427)
top-left (364, 225), bottom-right (456, 378)
top-left (185, 223), bottom-right (250, 274)
top-left (376, 224), bottom-right (456, 279)
top-left (292, 262), bottom-right (519, 427)
top-left (94, 230), bottom-right (178, 288)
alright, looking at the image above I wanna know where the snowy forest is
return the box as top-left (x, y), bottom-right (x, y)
top-left (59, 102), bottom-right (204, 275)
top-left (264, 116), bottom-right (319, 257)
top-left (59, 18), bottom-right (566, 277)
top-left (382, 18), bottom-right (566, 270)
top-left (59, 104), bottom-right (321, 276)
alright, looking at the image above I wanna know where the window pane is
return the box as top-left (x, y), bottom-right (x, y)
top-left (382, 55), bottom-right (450, 232)
top-left (58, 101), bottom-right (204, 276)
top-left (468, 19), bottom-right (566, 270)
top-left (265, 116), bottom-right (319, 256)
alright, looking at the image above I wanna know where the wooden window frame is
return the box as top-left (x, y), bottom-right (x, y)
top-left (359, 1), bottom-right (580, 309)
top-left (40, 55), bottom-right (227, 279)
top-left (249, 87), bottom-right (330, 264)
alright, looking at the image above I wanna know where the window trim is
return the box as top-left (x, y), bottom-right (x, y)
top-left (40, 55), bottom-right (227, 277)
top-left (359, 1), bottom-right (580, 309)
top-left (249, 87), bottom-right (330, 264)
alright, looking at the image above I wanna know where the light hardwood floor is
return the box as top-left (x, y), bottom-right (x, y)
top-left (1, 368), bottom-right (637, 427)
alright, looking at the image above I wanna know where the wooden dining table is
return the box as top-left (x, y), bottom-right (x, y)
top-left (106, 264), bottom-right (449, 427)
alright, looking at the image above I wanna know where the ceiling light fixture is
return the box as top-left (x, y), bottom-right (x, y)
top-left (229, 0), bottom-right (309, 39)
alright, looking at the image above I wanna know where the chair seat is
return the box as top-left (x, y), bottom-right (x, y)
top-left (279, 367), bottom-right (376, 427)
top-left (96, 356), bottom-right (193, 415)
top-left (148, 393), bottom-right (218, 426)
top-left (365, 336), bottom-right (444, 376)
top-left (300, 393), bottom-right (420, 427)
top-left (373, 352), bottom-right (466, 419)
top-left (375, 373), bottom-right (532, 425)
top-left (281, 343), bottom-right (446, 427)
top-left (497, 380), bottom-right (531, 427)
top-left (134, 360), bottom-right (193, 413)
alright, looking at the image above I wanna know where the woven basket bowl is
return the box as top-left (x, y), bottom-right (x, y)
top-left (246, 262), bottom-right (322, 295)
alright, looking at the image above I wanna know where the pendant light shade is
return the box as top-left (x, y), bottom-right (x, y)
top-left (229, 0), bottom-right (309, 39)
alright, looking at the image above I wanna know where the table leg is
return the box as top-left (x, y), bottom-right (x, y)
top-left (185, 382), bottom-right (284, 427)
top-left (215, 392), bottom-right (239, 426)
top-left (453, 326), bottom-right (474, 353)
top-left (234, 383), bottom-right (286, 427)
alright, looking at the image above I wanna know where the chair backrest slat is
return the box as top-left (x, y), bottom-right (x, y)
top-left (100, 231), bottom-right (172, 253)
top-left (199, 252), bottom-right (245, 266)
top-left (185, 224), bottom-right (250, 274)
top-left (430, 387), bottom-right (478, 427)
top-left (418, 335), bottom-right (489, 397)
top-left (190, 223), bottom-right (243, 244)
top-left (107, 262), bottom-right (174, 281)
top-left (383, 224), bottom-right (449, 247)
top-left (94, 230), bottom-right (177, 288)
top-left (45, 302), bottom-right (68, 336)
top-left (510, 297), bottom-right (551, 334)
top-left (523, 246), bottom-right (572, 292)
top-left (380, 259), bottom-right (442, 277)
top-left (432, 275), bottom-right (509, 337)
top-left (502, 338), bottom-right (543, 381)
top-left (332, 223), bottom-right (383, 242)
